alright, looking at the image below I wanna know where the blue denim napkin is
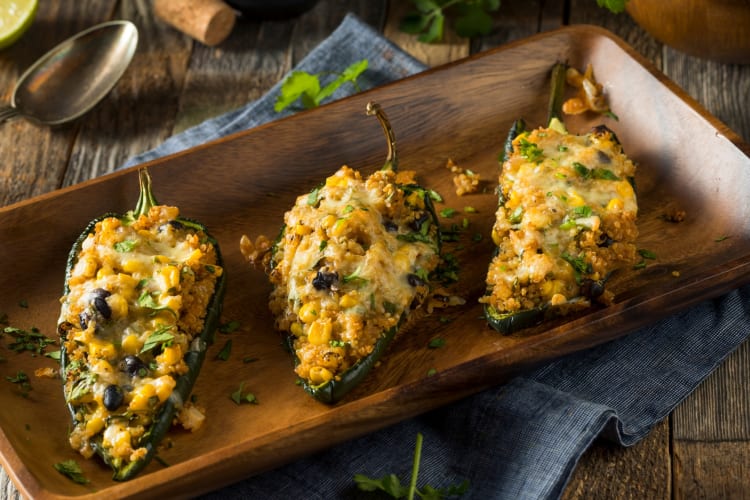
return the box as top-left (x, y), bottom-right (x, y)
top-left (123, 13), bottom-right (750, 500)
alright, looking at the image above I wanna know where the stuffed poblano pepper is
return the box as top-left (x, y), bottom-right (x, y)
top-left (57, 168), bottom-right (225, 480)
top-left (268, 102), bottom-right (441, 404)
top-left (481, 63), bottom-right (638, 334)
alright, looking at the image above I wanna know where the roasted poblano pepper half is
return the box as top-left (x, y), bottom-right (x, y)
top-left (268, 102), bottom-right (441, 404)
top-left (58, 168), bottom-right (226, 480)
top-left (482, 63), bottom-right (639, 334)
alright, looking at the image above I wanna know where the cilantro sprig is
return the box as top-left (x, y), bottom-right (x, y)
top-left (274, 59), bottom-right (368, 112)
top-left (401, 0), bottom-right (628, 42)
top-left (354, 433), bottom-right (469, 499)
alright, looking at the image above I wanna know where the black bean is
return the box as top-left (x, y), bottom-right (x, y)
top-left (91, 288), bottom-right (112, 320)
top-left (383, 220), bottom-right (399, 232)
top-left (79, 311), bottom-right (91, 330)
top-left (580, 278), bottom-right (605, 299)
top-left (103, 384), bottom-right (124, 411)
top-left (407, 273), bottom-right (427, 287)
top-left (312, 270), bottom-right (338, 291)
top-left (409, 213), bottom-right (429, 232)
top-left (597, 149), bottom-right (611, 164)
top-left (120, 355), bottom-right (148, 378)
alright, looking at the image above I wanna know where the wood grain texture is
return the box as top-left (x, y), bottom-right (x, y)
top-left (0, 1), bottom-right (116, 206)
top-left (563, 419), bottom-right (671, 499)
top-left (1, 25), bottom-right (750, 498)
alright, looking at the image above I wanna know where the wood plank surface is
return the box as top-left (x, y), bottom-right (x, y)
top-left (1, 0), bottom-right (749, 498)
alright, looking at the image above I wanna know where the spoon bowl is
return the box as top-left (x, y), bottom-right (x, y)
top-left (1, 20), bottom-right (138, 126)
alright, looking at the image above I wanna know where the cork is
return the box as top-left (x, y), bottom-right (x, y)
top-left (154, 0), bottom-right (236, 46)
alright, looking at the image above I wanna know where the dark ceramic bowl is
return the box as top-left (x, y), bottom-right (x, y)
top-left (226, 0), bottom-right (320, 20)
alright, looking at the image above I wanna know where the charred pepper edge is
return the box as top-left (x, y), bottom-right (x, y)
top-left (277, 102), bottom-right (441, 404)
top-left (484, 62), bottom-right (629, 335)
top-left (58, 168), bottom-right (226, 481)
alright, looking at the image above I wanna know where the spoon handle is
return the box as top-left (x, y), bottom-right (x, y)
top-left (0, 106), bottom-right (21, 124)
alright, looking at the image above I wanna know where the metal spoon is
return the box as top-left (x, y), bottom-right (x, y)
top-left (0, 20), bottom-right (138, 126)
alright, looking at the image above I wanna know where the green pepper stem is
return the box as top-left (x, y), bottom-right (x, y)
top-left (134, 168), bottom-right (159, 218)
top-left (547, 62), bottom-right (568, 131)
top-left (366, 101), bottom-right (398, 172)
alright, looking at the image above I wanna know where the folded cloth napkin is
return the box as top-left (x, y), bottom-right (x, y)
top-left (122, 13), bottom-right (750, 499)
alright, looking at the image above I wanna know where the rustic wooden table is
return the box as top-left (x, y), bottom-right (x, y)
top-left (1, 1), bottom-right (748, 498)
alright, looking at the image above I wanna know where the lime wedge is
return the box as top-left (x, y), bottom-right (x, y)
top-left (0, 0), bottom-right (38, 50)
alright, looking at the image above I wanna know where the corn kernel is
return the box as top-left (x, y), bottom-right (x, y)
top-left (186, 249), bottom-right (203, 266)
top-left (121, 334), bottom-right (141, 355)
top-left (152, 375), bottom-right (177, 402)
top-left (617, 180), bottom-right (634, 199)
top-left (606, 198), bottom-right (624, 212)
top-left (492, 228), bottom-right (502, 246)
top-left (297, 301), bottom-right (319, 323)
top-left (107, 293), bottom-right (128, 319)
top-left (295, 224), bottom-right (312, 236)
top-left (307, 319), bottom-right (332, 345)
top-left (309, 366), bottom-right (334, 385)
top-left (122, 258), bottom-right (146, 274)
top-left (100, 218), bottom-right (121, 233)
top-left (325, 173), bottom-right (347, 188)
top-left (321, 214), bottom-right (337, 229)
top-left (331, 218), bottom-right (347, 237)
top-left (406, 191), bottom-right (425, 209)
top-left (550, 293), bottom-right (567, 306)
top-left (157, 345), bottom-right (182, 367)
top-left (158, 265), bottom-right (180, 291)
top-left (290, 322), bottom-right (303, 337)
top-left (153, 255), bottom-right (170, 264)
top-left (566, 191), bottom-right (586, 207)
top-left (89, 340), bottom-right (116, 361)
top-left (85, 409), bottom-right (106, 436)
top-left (339, 293), bottom-right (358, 309)
top-left (96, 265), bottom-right (114, 280)
top-left (128, 383), bottom-right (156, 411)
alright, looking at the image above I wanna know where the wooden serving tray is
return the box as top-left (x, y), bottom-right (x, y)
top-left (1, 25), bottom-right (749, 499)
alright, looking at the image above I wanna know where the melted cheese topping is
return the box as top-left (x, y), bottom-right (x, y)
top-left (60, 205), bottom-right (221, 464)
top-left (269, 166), bottom-right (440, 386)
top-left (482, 126), bottom-right (638, 316)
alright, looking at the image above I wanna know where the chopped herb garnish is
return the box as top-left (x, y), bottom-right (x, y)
top-left (633, 261), bottom-right (648, 270)
top-left (463, 206), bottom-right (477, 213)
top-left (54, 459), bottom-right (90, 485)
top-left (140, 325), bottom-right (175, 354)
top-left (243, 356), bottom-right (260, 363)
top-left (137, 291), bottom-right (177, 317)
top-left (307, 186), bottom-right (321, 206)
top-left (518, 137), bottom-right (544, 163)
top-left (428, 338), bottom-right (445, 349)
top-left (715, 235), bottom-right (731, 242)
top-left (219, 320), bottom-right (241, 334)
top-left (440, 207), bottom-right (457, 218)
top-left (114, 240), bottom-right (138, 252)
top-left (427, 189), bottom-right (443, 203)
top-left (231, 382), bottom-right (259, 405)
top-left (472, 233), bottom-right (483, 242)
top-left (216, 339), bottom-right (232, 361)
top-left (508, 206), bottom-right (523, 224)
top-left (638, 249), bottom-right (657, 260)
top-left (3, 326), bottom-right (56, 355)
top-left (18, 299), bottom-right (28, 308)
top-left (427, 368), bottom-right (437, 377)
top-left (319, 240), bottom-right (328, 251)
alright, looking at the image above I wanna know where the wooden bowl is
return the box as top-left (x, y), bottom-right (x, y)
top-left (626, 0), bottom-right (750, 64)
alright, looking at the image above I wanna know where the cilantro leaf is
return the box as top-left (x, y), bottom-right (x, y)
top-left (54, 459), bottom-right (90, 484)
top-left (596, 0), bottom-right (629, 14)
top-left (274, 59), bottom-right (368, 112)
